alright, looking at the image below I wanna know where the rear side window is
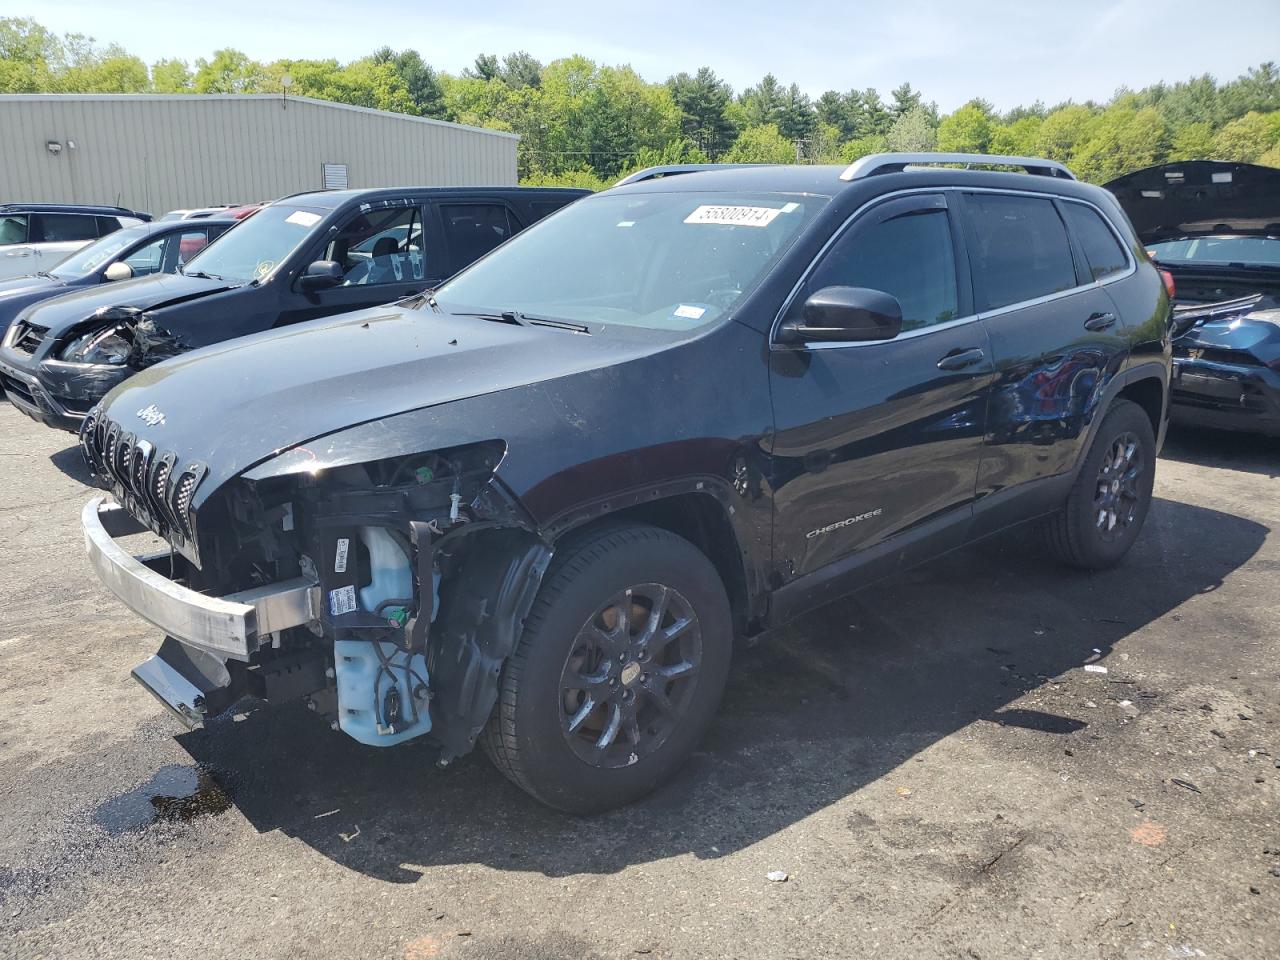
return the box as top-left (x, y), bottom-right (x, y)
top-left (965, 194), bottom-right (1078, 311)
top-left (96, 216), bottom-right (123, 236)
top-left (1062, 203), bottom-right (1129, 280)
top-left (36, 213), bottom-right (100, 243)
top-left (0, 214), bottom-right (28, 245)
top-left (530, 200), bottom-right (570, 221)
top-left (800, 203), bottom-right (959, 332)
top-left (443, 204), bottom-right (516, 268)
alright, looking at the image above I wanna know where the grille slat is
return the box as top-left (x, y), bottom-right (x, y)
top-left (88, 416), bottom-right (203, 551)
top-left (10, 322), bottom-right (48, 355)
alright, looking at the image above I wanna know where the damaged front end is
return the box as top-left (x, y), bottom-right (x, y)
top-left (81, 430), bottom-right (551, 762)
top-left (60, 305), bottom-right (189, 369)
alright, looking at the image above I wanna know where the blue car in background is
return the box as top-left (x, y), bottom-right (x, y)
top-left (0, 217), bottom-right (236, 341)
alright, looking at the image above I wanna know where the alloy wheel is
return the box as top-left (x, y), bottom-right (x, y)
top-left (558, 583), bottom-right (702, 768)
top-left (1093, 431), bottom-right (1144, 542)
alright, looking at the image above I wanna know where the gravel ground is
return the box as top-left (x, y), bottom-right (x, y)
top-left (0, 400), bottom-right (1277, 960)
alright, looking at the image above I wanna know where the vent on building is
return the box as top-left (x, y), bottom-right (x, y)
top-left (322, 163), bottom-right (349, 190)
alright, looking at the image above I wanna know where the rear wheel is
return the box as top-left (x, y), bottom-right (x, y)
top-left (1043, 399), bottom-right (1155, 569)
top-left (481, 523), bottom-right (732, 813)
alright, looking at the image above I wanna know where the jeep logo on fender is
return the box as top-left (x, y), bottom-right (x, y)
top-left (135, 404), bottom-right (165, 427)
top-left (806, 508), bottom-right (883, 539)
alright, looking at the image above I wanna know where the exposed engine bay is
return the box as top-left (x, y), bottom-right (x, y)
top-left (83, 433), bottom-right (551, 762)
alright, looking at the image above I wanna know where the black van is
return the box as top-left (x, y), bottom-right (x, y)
top-left (0, 187), bottom-right (587, 430)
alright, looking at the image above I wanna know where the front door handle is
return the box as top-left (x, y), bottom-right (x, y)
top-left (937, 347), bottom-right (986, 371)
top-left (1084, 311), bottom-right (1117, 331)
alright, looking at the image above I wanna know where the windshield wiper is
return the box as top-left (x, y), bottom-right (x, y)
top-left (182, 269), bottom-right (224, 280)
top-left (516, 312), bottom-right (591, 334)
top-left (34, 270), bottom-right (54, 279)
top-left (453, 309), bottom-right (590, 334)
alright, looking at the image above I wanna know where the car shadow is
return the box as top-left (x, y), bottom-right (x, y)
top-left (175, 496), bottom-right (1267, 883)
top-left (1160, 426), bottom-right (1280, 479)
top-left (49, 444), bottom-right (96, 486)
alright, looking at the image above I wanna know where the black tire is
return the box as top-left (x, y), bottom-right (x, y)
top-left (480, 523), bottom-right (732, 813)
top-left (1043, 399), bottom-right (1156, 570)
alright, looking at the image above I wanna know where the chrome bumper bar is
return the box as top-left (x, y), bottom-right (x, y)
top-left (82, 495), bottom-right (321, 660)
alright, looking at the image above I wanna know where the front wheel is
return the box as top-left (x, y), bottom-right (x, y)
top-left (481, 523), bottom-right (732, 813)
top-left (1043, 399), bottom-right (1156, 569)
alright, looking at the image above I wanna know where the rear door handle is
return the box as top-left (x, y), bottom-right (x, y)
top-left (1084, 311), bottom-right (1117, 331)
top-left (937, 347), bottom-right (986, 371)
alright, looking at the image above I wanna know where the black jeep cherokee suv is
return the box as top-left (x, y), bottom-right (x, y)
top-left (79, 154), bottom-right (1170, 813)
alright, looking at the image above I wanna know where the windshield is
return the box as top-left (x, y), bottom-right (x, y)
top-left (1148, 235), bottom-right (1280, 267)
top-left (435, 191), bottom-right (826, 332)
top-left (181, 204), bottom-right (324, 283)
top-left (49, 225), bottom-right (151, 278)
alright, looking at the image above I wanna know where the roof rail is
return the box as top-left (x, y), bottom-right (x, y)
top-left (614, 163), bottom-right (763, 187)
top-left (840, 153), bottom-right (1077, 182)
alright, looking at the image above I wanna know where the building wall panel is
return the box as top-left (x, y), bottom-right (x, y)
top-left (0, 94), bottom-right (518, 216)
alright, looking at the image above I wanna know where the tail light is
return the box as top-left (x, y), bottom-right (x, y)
top-left (1159, 269), bottom-right (1176, 300)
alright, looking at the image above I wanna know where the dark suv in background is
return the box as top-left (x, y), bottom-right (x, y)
top-left (80, 154), bottom-right (1169, 813)
top-left (0, 186), bottom-right (587, 431)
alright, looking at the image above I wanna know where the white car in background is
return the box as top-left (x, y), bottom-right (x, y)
top-left (0, 204), bottom-right (148, 280)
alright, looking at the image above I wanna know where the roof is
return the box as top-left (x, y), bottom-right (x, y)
top-left (609, 161), bottom-right (1096, 199)
top-left (273, 185), bottom-right (592, 211)
top-left (0, 202), bottom-right (145, 216)
top-left (0, 93), bottom-right (519, 141)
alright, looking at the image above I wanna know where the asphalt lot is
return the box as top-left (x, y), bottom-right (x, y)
top-left (0, 400), bottom-right (1277, 960)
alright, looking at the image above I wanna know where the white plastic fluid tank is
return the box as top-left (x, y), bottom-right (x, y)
top-left (358, 526), bottom-right (413, 617)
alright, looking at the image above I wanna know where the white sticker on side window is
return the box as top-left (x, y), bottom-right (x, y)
top-left (328, 585), bottom-right (358, 617)
top-left (334, 538), bottom-right (350, 573)
top-left (684, 205), bottom-right (782, 227)
top-left (285, 210), bottom-right (322, 227)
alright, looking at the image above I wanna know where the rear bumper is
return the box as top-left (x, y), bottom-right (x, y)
top-left (1170, 357), bottom-right (1280, 437)
top-left (82, 495), bottom-right (321, 661)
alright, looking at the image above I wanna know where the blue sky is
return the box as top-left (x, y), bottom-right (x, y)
top-left (22, 0), bottom-right (1280, 111)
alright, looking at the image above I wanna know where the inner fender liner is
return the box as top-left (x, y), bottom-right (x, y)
top-left (430, 528), bottom-right (551, 762)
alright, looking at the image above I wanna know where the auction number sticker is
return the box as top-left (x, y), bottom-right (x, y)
top-left (334, 537), bottom-right (350, 573)
top-left (684, 205), bottom-right (783, 227)
top-left (285, 210), bottom-right (322, 227)
top-left (328, 585), bottom-right (358, 617)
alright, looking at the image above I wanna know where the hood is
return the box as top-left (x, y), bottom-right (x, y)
top-left (1104, 161), bottom-right (1280, 245)
top-left (0, 274), bottom-right (66, 331)
top-left (18, 272), bottom-right (234, 337)
top-left (97, 304), bottom-right (666, 494)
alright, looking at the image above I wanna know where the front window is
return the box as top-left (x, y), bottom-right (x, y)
top-left (182, 204), bottom-right (326, 284)
top-left (435, 191), bottom-right (826, 332)
top-left (323, 206), bottom-right (425, 286)
top-left (1147, 235), bottom-right (1280, 267)
top-left (49, 225), bottom-right (151, 278)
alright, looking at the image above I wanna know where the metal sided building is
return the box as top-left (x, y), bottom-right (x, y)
top-left (0, 94), bottom-right (519, 216)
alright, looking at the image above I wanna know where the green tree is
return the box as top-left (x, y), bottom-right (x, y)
top-left (937, 101), bottom-right (994, 153)
top-left (667, 68), bottom-right (735, 158)
top-left (723, 123), bottom-right (795, 164)
top-left (500, 52), bottom-right (542, 90)
top-left (1168, 121), bottom-right (1215, 160)
top-left (373, 48), bottom-right (445, 116)
top-left (151, 58), bottom-right (192, 93)
top-left (1212, 110), bottom-right (1280, 162)
top-left (885, 105), bottom-right (937, 152)
top-left (989, 116), bottom-right (1042, 155)
top-left (193, 49), bottom-right (263, 93)
top-left (0, 17), bottom-right (59, 91)
top-left (739, 74), bottom-right (785, 128)
top-left (1071, 106), bottom-right (1168, 182)
top-left (1034, 104), bottom-right (1095, 161)
top-left (889, 82), bottom-right (921, 120)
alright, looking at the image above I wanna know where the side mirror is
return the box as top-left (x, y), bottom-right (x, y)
top-left (779, 286), bottom-right (903, 344)
top-left (104, 262), bottom-right (132, 282)
top-left (298, 260), bottom-right (344, 292)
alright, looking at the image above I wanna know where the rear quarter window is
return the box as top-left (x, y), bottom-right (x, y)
top-left (965, 194), bottom-right (1079, 311)
top-left (1062, 203), bottom-right (1129, 280)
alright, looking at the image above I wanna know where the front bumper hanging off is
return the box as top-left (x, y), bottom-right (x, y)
top-left (82, 495), bottom-right (322, 724)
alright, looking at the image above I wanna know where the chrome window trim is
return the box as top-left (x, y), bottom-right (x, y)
top-left (770, 187), bottom-right (1137, 351)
